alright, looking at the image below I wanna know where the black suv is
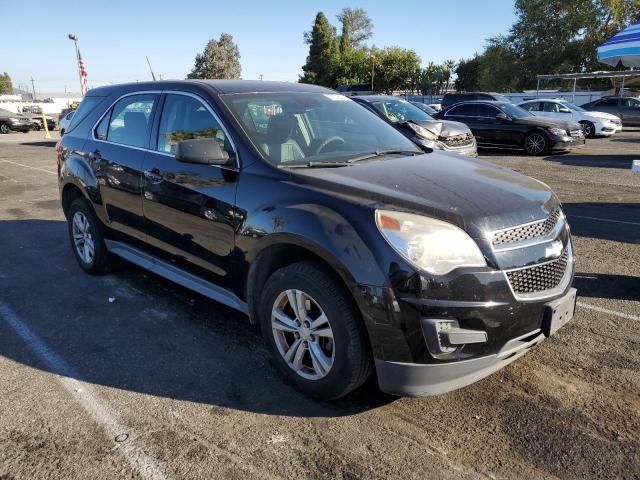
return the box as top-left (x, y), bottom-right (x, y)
top-left (441, 92), bottom-right (513, 110)
top-left (58, 81), bottom-right (577, 399)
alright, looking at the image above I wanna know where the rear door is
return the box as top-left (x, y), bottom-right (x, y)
top-left (141, 91), bottom-right (242, 290)
top-left (590, 98), bottom-right (619, 116)
top-left (89, 92), bottom-right (159, 243)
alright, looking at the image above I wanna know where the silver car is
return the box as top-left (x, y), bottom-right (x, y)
top-left (353, 96), bottom-right (478, 157)
top-left (581, 97), bottom-right (640, 126)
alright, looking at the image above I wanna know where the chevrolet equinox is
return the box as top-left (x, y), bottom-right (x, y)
top-left (57, 81), bottom-right (577, 399)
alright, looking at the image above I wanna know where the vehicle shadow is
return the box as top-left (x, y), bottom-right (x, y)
top-left (19, 141), bottom-right (58, 148)
top-left (563, 202), bottom-right (640, 244)
top-left (574, 272), bottom-right (640, 301)
top-left (545, 153), bottom-right (637, 169)
top-left (0, 219), bottom-right (395, 418)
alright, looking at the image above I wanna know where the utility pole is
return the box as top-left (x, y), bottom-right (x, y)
top-left (259, 74), bottom-right (264, 81)
top-left (30, 77), bottom-right (36, 101)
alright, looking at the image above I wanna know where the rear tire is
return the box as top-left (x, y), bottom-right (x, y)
top-left (259, 261), bottom-right (373, 400)
top-left (523, 131), bottom-right (548, 155)
top-left (580, 121), bottom-right (595, 138)
top-left (67, 198), bottom-right (111, 275)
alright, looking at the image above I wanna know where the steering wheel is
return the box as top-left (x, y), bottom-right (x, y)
top-left (313, 136), bottom-right (346, 155)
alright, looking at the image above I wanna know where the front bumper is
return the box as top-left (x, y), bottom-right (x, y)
top-left (9, 123), bottom-right (32, 132)
top-left (549, 134), bottom-right (585, 151)
top-left (437, 141), bottom-right (478, 158)
top-left (375, 287), bottom-right (577, 396)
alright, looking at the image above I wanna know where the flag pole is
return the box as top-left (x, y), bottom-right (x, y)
top-left (68, 34), bottom-right (83, 97)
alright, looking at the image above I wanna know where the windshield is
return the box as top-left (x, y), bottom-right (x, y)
top-left (500, 103), bottom-right (533, 118)
top-left (368, 98), bottom-right (433, 123)
top-left (560, 101), bottom-right (585, 112)
top-left (221, 92), bottom-right (421, 166)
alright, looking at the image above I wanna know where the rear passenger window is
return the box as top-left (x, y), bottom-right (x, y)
top-left (67, 96), bottom-right (105, 132)
top-left (156, 94), bottom-right (229, 155)
top-left (446, 104), bottom-right (476, 117)
top-left (596, 98), bottom-right (618, 107)
top-left (522, 102), bottom-right (541, 112)
top-left (475, 104), bottom-right (500, 118)
top-left (102, 94), bottom-right (156, 148)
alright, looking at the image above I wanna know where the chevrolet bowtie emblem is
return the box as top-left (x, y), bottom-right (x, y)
top-left (545, 241), bottom-right (563, 259)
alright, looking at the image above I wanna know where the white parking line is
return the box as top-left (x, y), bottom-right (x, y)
top-left (0, 159), bottom-right (57, 175)
top-left (0, 302), bottom-right (170, 480)
top-left (577, 301), bottom-right (640, 322)
top-left (568, 214), bottom-right (640, 227)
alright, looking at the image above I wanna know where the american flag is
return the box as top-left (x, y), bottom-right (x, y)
top-left (78, 50), bottom-right (88, 96)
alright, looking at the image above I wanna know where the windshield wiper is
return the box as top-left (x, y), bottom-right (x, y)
top-left (278, 149), bottom-right (419, 169)
top-left (344, 148), bottom-right (419, 164)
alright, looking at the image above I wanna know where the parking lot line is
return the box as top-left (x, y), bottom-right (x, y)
top-left (577, 301), bottom-right (639, 322)
top-left (568, 214), bottom-right (640, 227)
top-left (0, 302), bottom-right (171, 480)
top-left (0, 159), bottom-right (57, 175)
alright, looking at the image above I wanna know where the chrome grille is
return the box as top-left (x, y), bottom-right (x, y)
top-left (506, 249), bottom-right (568, 294)
top-left (569, 129), bottom-right (583, 137)
top-left (492, 209), bottom-right (562, 246)
top-left (440, 132), bottom-right (474, 148)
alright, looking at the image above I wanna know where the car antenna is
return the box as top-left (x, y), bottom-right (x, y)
top-left (146, 56), bottom-right (157, 81)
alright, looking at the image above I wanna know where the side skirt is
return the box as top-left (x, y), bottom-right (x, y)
top-left (105, 240), bottom-right (249, 315)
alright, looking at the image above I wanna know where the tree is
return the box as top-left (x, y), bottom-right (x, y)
top-left (455, 56), bottom-right (481, 91)
top-left (0, 72), bottom-right (12, 95)
top-left (332, 49), bottom-right (371, 86)
top-left (187, 33), bottom-right (241, 80)
top-left (374, 47), bottom-right (421, 94)
top-left (337, 7), bottom-right (373, 50)
top-left (301, 12), bottom-right (338, 85)
top-left (478, 40), bottom-right (521, 92)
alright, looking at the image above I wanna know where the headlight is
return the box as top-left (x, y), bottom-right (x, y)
top-left (548, 127), bottom-right (567, 137)
top-left (375, 210), bottom-right (486, 275)
top-left (406, 122), bottom-right (438, 141)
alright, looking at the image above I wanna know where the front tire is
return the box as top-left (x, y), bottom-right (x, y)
top-left (0, 123), bottom-right (10, 134)
top-left (67, 198), bottom-right (111, 275)
top-left (523, 131), bottom-right (548, 155)
top-left (580, 121), bottom-right (595, 138)
top-left (259, 261), bottom-right (372, 400)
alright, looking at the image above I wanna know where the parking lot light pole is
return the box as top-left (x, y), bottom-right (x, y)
top-left (371, 54), bottom-right (375, 92)
top-left (68, 34), bottom-right (82, 95)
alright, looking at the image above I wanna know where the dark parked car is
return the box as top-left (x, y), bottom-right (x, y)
top-left (441, 92), bottom-right (513, 110)
top-left (436, 101), bottom-right (585, 155)
top-left (0, 108), bottom-right (32, 134)
top-left (580, 96), bottom-right (640, 126)
top-left (353, 95), bottom-right (477, 157)
top-left (58, 81), bottom-right (577, 399)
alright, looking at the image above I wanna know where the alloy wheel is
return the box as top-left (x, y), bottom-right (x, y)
top-left (525, 133), bottom-right (546, 155)
top-left (71, 211), bottom-right (95, 264)
top-left (582, 123), bottom-right (593, 137)
top-left (271, 289), bottom-right (335, 380)
top-left (0, 124), bottom-right (9, 134)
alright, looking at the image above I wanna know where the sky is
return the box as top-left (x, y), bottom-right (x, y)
top-left (3, 0), bottom-right (516, 94)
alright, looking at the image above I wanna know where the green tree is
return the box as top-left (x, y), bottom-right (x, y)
top-left (0, 72), bottom-right (12, 95)
top-left (374, 47), bottom-right (421, 94)
top-left (301, 12), bottom-right (338, 85)
top-left (187, 33), bottom-right (241, 80)
top-left (455, 56), bottom-right (481, 91)
top-left (332, 49), bottom-right (371, 86)
top-left (337, 7), bottom-right (373, 50)
top-left (478, 40), bottom-right (522, 92)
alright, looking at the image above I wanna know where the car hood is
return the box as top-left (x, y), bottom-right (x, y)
top-left (290, 152), bottom-right (558, 238)
top-left (410, 119), bottom-right (471, 137)
top-left (515, 115), bottom-right (580, 130)
top-left (581, 111), bottom-right (620, 122)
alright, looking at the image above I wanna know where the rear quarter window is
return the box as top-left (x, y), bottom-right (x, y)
top-left (66, 96), bottom-right (106, 133)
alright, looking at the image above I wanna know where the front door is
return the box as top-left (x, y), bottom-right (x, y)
top-left (619, 97), bottom-right (640, 125)
top-left (141, 92), bottom-right (243, 290)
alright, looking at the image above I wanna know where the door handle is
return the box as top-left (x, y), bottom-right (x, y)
top-left (144, 168), bottom-right (163, 184)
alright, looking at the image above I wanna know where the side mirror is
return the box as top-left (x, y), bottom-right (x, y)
top-left (559, 108), bottom-right (571, 113)
top-left (495, 112), bottom-right (510, 121)
top-left (175, 138), bottom-right (230, 165)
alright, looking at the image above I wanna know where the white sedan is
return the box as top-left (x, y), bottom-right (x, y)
top-left (518, 98), bottom-right (622, 138)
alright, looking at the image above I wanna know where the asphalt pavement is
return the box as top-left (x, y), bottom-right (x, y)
top-left (0, 129), bottom-right (638, 479)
